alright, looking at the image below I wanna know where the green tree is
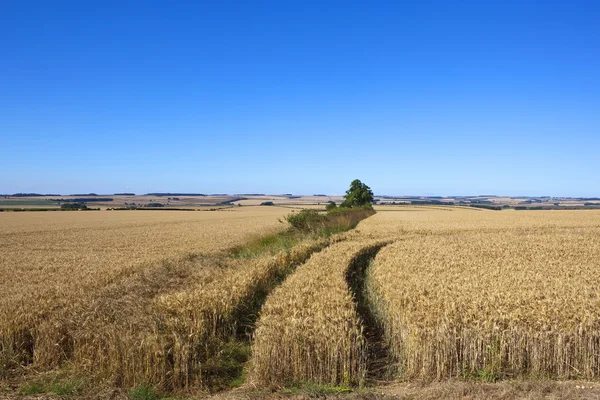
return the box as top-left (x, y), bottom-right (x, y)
top-left (341, 179), bottom-right (374, 208)
top-left (325, 201), bottom-right (337, 212)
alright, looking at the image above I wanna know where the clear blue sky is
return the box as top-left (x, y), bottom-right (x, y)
top-left (1, 1), bottom-right (599, 196)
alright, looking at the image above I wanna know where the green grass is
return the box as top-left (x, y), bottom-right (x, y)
top-left (230, 208), bottom-right (375, 260)
top-left (20, 381), bottom-right (46, 395)
top-left (129, 385), bottom-right (161, 400)
top-left (18, 377), bottom-right (84, 396)
top-left (50, 379), bottom-right (82, 395)
top-left (229, 230), bottom-right (302, 259)
top-left (200, 341), bottom-right (251, 391)
top-left (0, 200), bottom-right (56, 206)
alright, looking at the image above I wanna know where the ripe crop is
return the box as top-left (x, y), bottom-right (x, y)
top-left (0, 208), bottom-right (289, 383)
top-left (365, 209), bottom-right (600, 380)
top-left (252, 239), bottom-right (387, 387)
top-left (3, 205), bottom-right (600, 393)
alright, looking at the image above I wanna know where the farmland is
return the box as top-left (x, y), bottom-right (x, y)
top-left (2, 193), bottom-right (600, 211)
top-left (2, 206), bottom-right (600, 398)
top-left (0, 207), bottom-right (290, 328)
top-left (0, 207), bottom-right (293, 388)
top-left (365, 209), bottom-right (600, 382)
top-left (0, 194), bottom-right (344, 210)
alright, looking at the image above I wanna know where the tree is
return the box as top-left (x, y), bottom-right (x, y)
top-left (341, 179), bottom-right (374, 208)
top-left (325, 201), bottom-right (337, 212)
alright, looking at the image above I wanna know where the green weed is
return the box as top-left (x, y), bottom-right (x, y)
top-left (129, 385), bottom-right (160, 400)
top-left (20, 381), bottom-right (45, 395)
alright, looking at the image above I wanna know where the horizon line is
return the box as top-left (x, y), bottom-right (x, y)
top-left (2, 192), bottom-right (599, 199)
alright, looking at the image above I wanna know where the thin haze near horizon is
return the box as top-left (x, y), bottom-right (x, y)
top-left (1, 1), bottom-right (599, 197)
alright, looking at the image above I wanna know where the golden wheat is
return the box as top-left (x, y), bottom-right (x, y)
top-left (28, 236), bottom-right (334, 389)
top-left (251, 238), bottom-right (387, 387)
top-left (364, 208), bottom-right (600, 380)
top-left (0, 208), bottom-right (288, 380)
top-left (5, 205), bottom-right (600, 390)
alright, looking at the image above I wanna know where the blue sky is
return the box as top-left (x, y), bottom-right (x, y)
top-left (1, 1), bottom-right (599, 196)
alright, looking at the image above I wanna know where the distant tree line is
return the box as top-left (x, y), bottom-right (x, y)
top-left (145, 203), bottom-right (165, 207)
top-left (53, 198), bottom-right (113, 203)
top-left (469, 199), bottom-right (494, 204)
top-left (11, 193), bottom-right (61, 197)
top-left (470, 204), bottom-right (504, 210)
top-left (217, 197), bottom-right (247, 205)
top-left (519, 199), bottom-right (543, 204)
top-left (411, 200), bottom-right (455, 206)
top-left (146, 193), bottom-right (206, 196)
top-left (60, 203), bottom-right (90, 210)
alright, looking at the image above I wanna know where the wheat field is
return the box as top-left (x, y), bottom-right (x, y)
top-left (364, 208), bottom-right (600, 380)
top-left (250, 208), bottom-right (600, 386)
top-left (251, 238), bottom-right (383, 387)
top-left (3, 206), bottom-right (600, 394)
top-left (0, 208), bottom-right (290, 385)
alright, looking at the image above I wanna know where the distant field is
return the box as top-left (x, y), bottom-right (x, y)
top-left (2, 194), bottom-right (599, 211)
top-left (0, 194), bottom-right (343, 210)
top-left (0, 200), bottom-right (57, 206)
